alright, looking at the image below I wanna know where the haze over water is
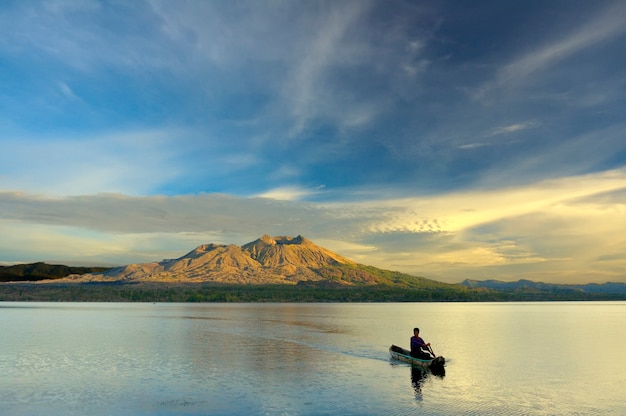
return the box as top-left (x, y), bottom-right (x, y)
top-left (1, 301), bottom-right (624, 415)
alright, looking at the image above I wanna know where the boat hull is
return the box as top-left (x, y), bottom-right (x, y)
top-left (389, 344), bottom-right (445, 370)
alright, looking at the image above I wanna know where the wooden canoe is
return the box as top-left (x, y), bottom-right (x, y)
top-left (389, 344), bottom-right (445, 370)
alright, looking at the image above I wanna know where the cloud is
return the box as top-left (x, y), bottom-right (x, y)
top-left (0, 192), bottom-right (324, 235)
top-left (480, 123), bottom-right (626, 188)
top-left (457, 121), bottom-right (540, 150)
top-left (474, 2), bottom-right (626, 99)
top-left (498, 3), bottom-right (626, 85)
top-left (281, 1), bottom-right (374, 136)
top-left (0, 1), bottom-right (483, 197)
top-left (254, 186), bottom-right (324, 201)
top-left (488, 121), bottom-right (540, 137)
top-left (457, 143), bottom-right (489, 150)
top-left (142, 0), bottom-right (388, 138)
top-left (0, 129), bottom-right (187, 195)
top-left (57, 81), bottom-right (80, 100)
top-left (0, 1), bottom-right (160, 72)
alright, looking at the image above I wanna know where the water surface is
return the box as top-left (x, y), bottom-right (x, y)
top-left (1, 302), bottom-right (624, 415)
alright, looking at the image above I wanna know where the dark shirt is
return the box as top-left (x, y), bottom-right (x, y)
top-left (410, 335), bottom-right (426, 354)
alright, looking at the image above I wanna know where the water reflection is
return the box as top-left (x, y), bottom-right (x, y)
top-left (410, 364), bottom-right (445, 401)
top-left (411, 366), bottom-right (427, 401)
top-left (3, 302), bottom-right (622, 415)
top-left (430, 362), bottom-right (446, 378)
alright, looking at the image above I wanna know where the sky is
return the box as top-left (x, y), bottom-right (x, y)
top-left (1, 0), bottom-right (626, 284)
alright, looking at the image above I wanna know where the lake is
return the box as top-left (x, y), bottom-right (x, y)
top-left (0, 301), bottom-right (624, 415)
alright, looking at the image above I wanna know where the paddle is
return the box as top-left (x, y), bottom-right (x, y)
top-left (427, 345), bottom-right (436, 358)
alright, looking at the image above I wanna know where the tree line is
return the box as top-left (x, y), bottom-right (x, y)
top-left (1, 282), bottom-right (624, 302)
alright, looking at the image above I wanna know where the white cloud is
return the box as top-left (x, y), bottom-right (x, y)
top-left (489, 121), bottom-right (540, 136)
top-left (458, 142), bottom-right (488, 150)
top-left (364, 168), bottom-right (626, 234)
top-left (254, 186), bottom-right (323, 201)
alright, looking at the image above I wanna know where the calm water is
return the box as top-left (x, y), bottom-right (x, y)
top-left (0, 301), bottom-right (624, 415)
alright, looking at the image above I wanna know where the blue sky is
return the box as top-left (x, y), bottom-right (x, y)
top-left (1, 0), bottom-right (626, 284)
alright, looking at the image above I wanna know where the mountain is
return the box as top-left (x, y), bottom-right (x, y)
top-left (4, 237), bottom-right (625, 302)
top-left (10, 237), bottom-right (624, 301)
top-left (0, 262), bottom-right (110, 282)
top-left (58, 235), bottom-right (447, 288)
top-left (460, 279), bottom-right (626, 295)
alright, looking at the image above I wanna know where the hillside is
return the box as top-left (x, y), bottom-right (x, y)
top-left (55, 235), bottom-right (451, 289)
top-left (0, 262), bottom-right (110, 282)
top-left (460, 279), bottom-right (626, 295)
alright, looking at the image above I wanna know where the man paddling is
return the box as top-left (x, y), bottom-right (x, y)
top-left (410, 327), bottom-right (435, 359)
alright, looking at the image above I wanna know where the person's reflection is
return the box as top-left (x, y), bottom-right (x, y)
top-left (411, 365), bottom-right (445, 401)
top-left (411, 366), bottom-right (427, 400)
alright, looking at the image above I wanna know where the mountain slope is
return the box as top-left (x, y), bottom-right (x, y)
top-left (59, 234), bottom-right (443, 288)
top-left (243, 235), bottom-right (355, 266)
top-left (0, 262), bottom-right (110, 282)
top-left (460, 279), bottom-right (626, 295)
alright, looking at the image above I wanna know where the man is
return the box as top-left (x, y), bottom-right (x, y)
top-left (410, 327), bottom-right (435, 359)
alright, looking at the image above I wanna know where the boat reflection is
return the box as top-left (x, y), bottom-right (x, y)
top-left (430, 362), bottom-right (446, 378)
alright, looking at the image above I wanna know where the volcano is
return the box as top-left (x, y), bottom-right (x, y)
top-left (60, 235), bottom-right (387, 285)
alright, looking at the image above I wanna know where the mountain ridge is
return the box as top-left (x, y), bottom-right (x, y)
top-left (460, 279), bottom-right (626, 295)
top-left (3, 236), bottom-right (625, 299)
top-left (54, 234), bottom-right (439, 287)
top-left (0, 262), bottom-right (110, 282)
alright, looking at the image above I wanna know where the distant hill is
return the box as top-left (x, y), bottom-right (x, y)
top-left (0, 262), bottom-right (111, 282)
top-left (55, 235), bottom-right (454, 289)
top-left (460, 279), bottom-right (626, 295)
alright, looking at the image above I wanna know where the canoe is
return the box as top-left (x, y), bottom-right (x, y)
top-left (389, 344), bottom-right (445, 371)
